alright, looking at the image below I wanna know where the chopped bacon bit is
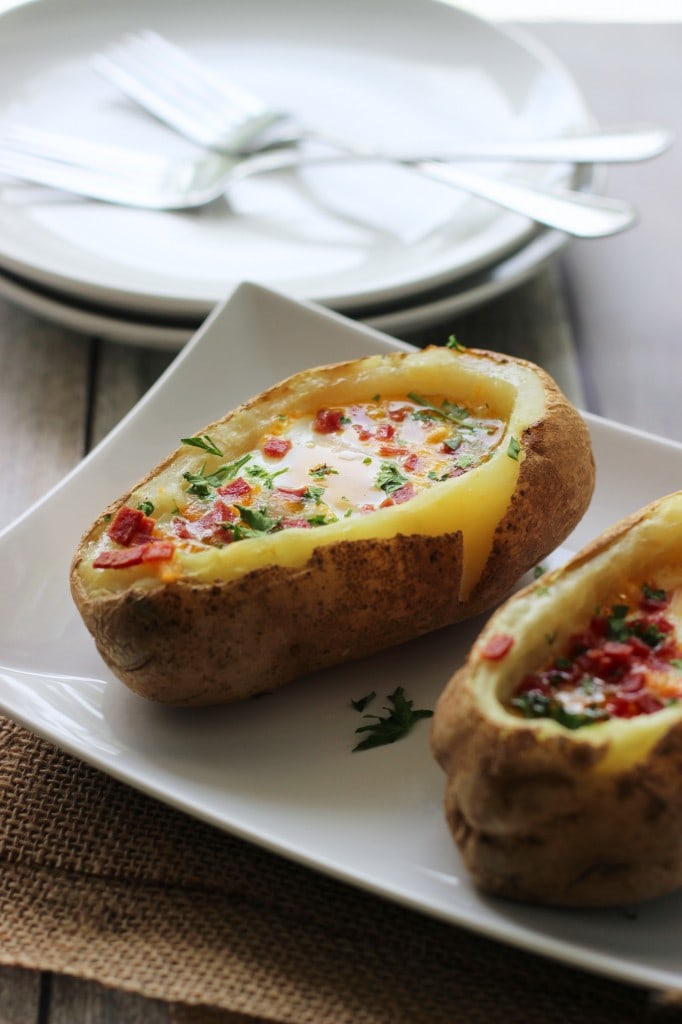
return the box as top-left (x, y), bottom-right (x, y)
top-left (280, 517), bottom-right (311, 529)
top-left (391, 482), bottom-right (417, 504)
top-left (402, 453), bottom-right (423, 473)
top-left (218, 477), bottom-right (252, 500)
top-left (375, 422), bottom-right (396, 441)
top-left (262, 435), bottom-right (292, 458)
top-left (353, 424), bottom-right (372, 442)
top-left (107, 505), bottom-right (155, 546)
top-left (378, 444), bottom-right (405, 457)
top-left (481, 633), bottom-right (515, 660)
top-left (172, 501), bottom-right (236, 543)
top-left (387, 404), bottom-right (411, 422)
top-left (276, 485), bottom-right (309, 498)
top-left (313, 408), bottom-right (346, 434)
top-left (140, 541), bottom-right (176, 563)
top-left (93, 540), bottom-right (174, 569)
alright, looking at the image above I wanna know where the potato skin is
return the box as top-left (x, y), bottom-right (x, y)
top-left (70, 346), bottom-right (595, 706)
top-left (431, 492), bottom-right (682, 907)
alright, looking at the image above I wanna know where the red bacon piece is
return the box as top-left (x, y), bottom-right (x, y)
top-left (93, 540), bottom-right (174, 569)
top-left (313, 408), bottom-right (346, 434)
top-left (262, 436), bottom-right (292, 458)
top-left (218, 477), bottom-right (252, 500)
top-left (107, 505), bottom-right (155, 546)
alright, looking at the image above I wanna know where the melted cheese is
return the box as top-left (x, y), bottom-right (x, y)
top-left (78, 348), bottom-right (546, 597)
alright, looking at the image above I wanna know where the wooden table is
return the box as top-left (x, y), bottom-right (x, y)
top-left (0, 21), bottom-right (681, 1024)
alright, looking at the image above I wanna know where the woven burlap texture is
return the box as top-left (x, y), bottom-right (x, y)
top-left (0, 715), bottom-right (651, 1023)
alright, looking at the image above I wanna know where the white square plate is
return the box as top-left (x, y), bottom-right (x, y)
top-left (2, 282), bottom-right (682, 992)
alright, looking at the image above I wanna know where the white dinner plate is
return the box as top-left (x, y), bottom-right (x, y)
top-left (0, 0), bottom-right (594, 318)
top-left (0, 215), bottom-right (571, 348)
top-left (2, 283), bottom-right (682, 993)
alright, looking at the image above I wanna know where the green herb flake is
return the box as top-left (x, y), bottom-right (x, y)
top-left (307, 513), bottom-right (339, 527)
top-left (507, 436), bottom-right (521, 461)
top-left (408, 392), bottom-right (473, 428)
top-left (512, 691), bottom-right (607, 730)
top-left (443, 436), bottom-right (462, 452)
top-left (672, 659), bottom-right (682, 673)
top-left (376, 462), bottom-right (407, 495)
top-left (137, 500), bottom-right (155, 516)
top-left (234, 504), bottom-right (280, 534)
top-left (246, 463), bottom-right (288, 489)
top-left (309, 463), bottom-right (339, 479)
top-left (303, 485), bottom-right (325, 504)
top-left (533, 564), bottom-right (547, 579)
top-left (351, 691), bottom-right (376, 712)
top-left (642, 583), bottom-right (668, 603)
top-left (353, 687), bottom-right (433, 752)
top-left (183, 454), bottom-right (252, 498)
top-left (181, 434), bottom-right (223, 456)
top-left (446, 334), bottom-right (465, 351)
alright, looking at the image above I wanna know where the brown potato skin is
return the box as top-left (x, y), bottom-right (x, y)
top-left (432, 683), bottom-right (682, 907)
top-left (431, 497), bottom-right (682, 907)
top-left (70, 349), bottom-right (595, 706)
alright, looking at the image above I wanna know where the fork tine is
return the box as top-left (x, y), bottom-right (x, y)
top-left (94, 30), bottom-right (283, 151)
top-left (0, 129), bottom-right (247, 208)
top-left (0, 147), bottom-right (156, 205)
top-left (2, 125), bottom-right (175, 175)
top-left (135, 31), bottom-right (268, 116)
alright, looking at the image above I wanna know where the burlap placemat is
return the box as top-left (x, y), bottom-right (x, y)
top-left (0, 715), bottom-right (673, 1023)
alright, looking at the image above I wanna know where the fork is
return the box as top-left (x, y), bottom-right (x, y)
top-left (93, 30), bottom-right (673, 164)
top-left (0, 124), bottom-right (638, 235)
top-left (0, 126), bottom-right (318, 209)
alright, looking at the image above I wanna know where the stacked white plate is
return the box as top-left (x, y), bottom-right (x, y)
top-left (0, 0), bottom-right (597, 348)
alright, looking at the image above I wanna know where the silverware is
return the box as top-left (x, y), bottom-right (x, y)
top-left (94, 30), bottom-right (673, 164)
top-left (0, 125), bottom-right (637, 234)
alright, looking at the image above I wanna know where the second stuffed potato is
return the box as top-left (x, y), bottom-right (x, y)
top-left (71, 344), bottom-right (594, 706)
top-left (431, 490), bottom-right (682, 907)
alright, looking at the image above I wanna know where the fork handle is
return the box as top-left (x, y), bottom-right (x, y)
top-left (233, 148), bottom-right (636, 238)
top-left (259, 122), bottom-right (673, 165)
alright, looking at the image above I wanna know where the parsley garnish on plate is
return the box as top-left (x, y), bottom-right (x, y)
top-left (350, 691), bottom-right (376, 712)
top-left (352, 686), bottom-right (433, 752)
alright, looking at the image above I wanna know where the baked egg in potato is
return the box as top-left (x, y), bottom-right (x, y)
top-left (70, 344), bottom-right (594, 706)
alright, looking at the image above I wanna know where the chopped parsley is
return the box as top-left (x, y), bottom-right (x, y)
top-left (183, 454), bottom-right (252, 497)
top-left (302, 485), bottom-right (325, 503)
top-left (246, 463), bottom-right (288, 489)
top-left (309, 463), bottom-right (339, 479)
top-left (352, 687), bottom-right (433, 751)
top-left (181, 434), bottom-right (223, 456)
top-left (407, 392), bottom-right (474, 428)
top-left (507, 436), bottom-right (521, 461)
top-left (350, 691), bottom-right (376, 712)
top-left (512, 691), bottom-right (608, 730)
top-left (376, 462), bottom-right (407, 495)
top-left (233, 505), bottom-right (280, 535)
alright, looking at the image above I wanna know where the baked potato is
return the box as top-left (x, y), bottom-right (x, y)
top-left (70, 344), bottom-right (594, 706)
top-left (431, 489), bottom-right (682, 908)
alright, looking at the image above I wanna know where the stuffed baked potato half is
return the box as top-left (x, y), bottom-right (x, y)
top-left (431, 489), bottom-right (682, 908)
top-left (71, 344), bottom-right (594, 706)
